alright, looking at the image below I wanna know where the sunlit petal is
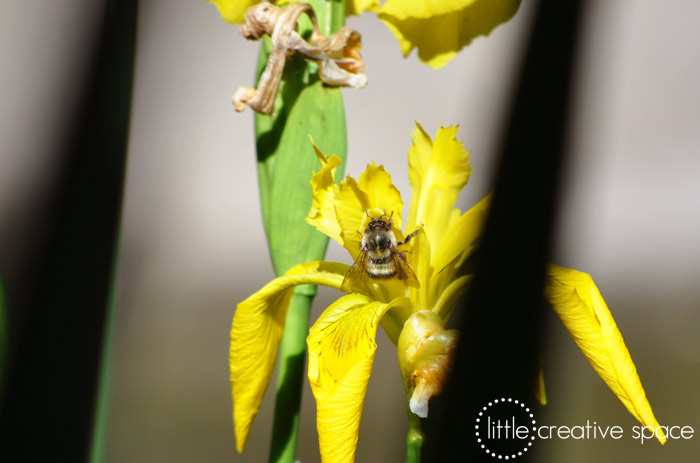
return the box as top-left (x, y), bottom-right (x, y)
top-left (358, 163), bottom-right (405, 232)
top-left (346, 0), bottom-right (379, 16)
top-left (431, 193), bottom-right (490, 274)
top-left (209, 0), bottom-right (381, 25)
top-left (308, 294), bottom-right (403, 462)
top-left (230, 261), bottom-right (349, 452)
top-left (406, 123), bottom-right (471, 253)
top-left (307, 140), bottom-right (344, 247)
top-left (334, 176), bottom-right (369, 259)
top-left (207, 0), bottom-right (260, 24)
top-left (545, 264), bottom-right (666, 444)
top-left (207, 0), bottom-right (380, 27)
top-left (406, 228), bottom-right (431, 309)
top-left (377, 0), bottom-right (521, 68)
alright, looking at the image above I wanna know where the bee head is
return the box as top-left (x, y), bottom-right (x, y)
top-left (365, 209), bottom-right (393, 230)
top-left (366, 218), bottom-right (391, 232)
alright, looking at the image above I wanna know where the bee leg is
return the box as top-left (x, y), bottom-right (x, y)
top-left (397, 224), bottom-right (424, 246)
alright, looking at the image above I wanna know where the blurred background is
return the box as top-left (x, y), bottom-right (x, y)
top-left (1, 0), bottom-right (699, 461)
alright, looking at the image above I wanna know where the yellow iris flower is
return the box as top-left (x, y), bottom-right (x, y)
top-left (207, 0), bottom-right (521, 68)
top-left (230, 122), bottom-right (665, 462)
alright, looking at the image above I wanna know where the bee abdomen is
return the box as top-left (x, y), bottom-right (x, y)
top-left (369, 254), bottom-right (392, 264)
top-left (367, 265), bottom-right (397, 279)
top-left (365, 253), bottom-right (398, 279)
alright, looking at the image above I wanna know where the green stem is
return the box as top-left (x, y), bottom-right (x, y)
top-left (268, 291), bottom-right (314, 463)
top-left (406, 409), bottom-right (424, 463)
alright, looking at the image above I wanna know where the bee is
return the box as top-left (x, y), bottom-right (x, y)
top-left (342, 212), bottom-right (422, 290)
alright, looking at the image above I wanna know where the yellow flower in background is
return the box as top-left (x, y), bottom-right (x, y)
top-left (229, 123), bottom-right (665, 462)
top-left (545, 265), bottom-right (666, 442)
top-left (207, 0), bottom-right (521, 68)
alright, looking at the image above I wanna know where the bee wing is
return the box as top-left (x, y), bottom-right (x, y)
top-left (391, 246), bottom-right (420, 289)
top-left (341, 250), bottom-right (371, 293)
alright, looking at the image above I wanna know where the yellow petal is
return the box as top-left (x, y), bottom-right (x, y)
top-left (306, 140), bottom-right (344, 247)
top-left (431, 193), bottom-right (491, 274)
top-left (377, 0), bottom-right (521, 68)
top-left (432, 275), bottom-right (471, 320)
top-left (407, 227), bottom-right (431, 309)
top-left (334, 176), bottom-right (369, 259)
top-left (545, 264), bottom-right (666, 444)
top-left (378, 296), bottom-right (415, 345)
top-left (346, 0), bottom-right (379, 16)
top-left (335, 164), bottom-right (404, 258)
top-left (230, 261), bottom-right (348, 452)
top-left (208, 0), bottom-right (379, 24)
top-left (206, 0), bottom-right (260, 24)
top-left (535, 361), bottom-right (547, 406)
top-left (406, 123), bottom-right (471, 255)
top-left (307, 294), bottom-right (401, 462)
top-left (358, 163), bottom-right (404, 233)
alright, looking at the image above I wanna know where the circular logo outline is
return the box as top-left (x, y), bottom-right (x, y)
top-left (475, 397), bottom-right (537, 460)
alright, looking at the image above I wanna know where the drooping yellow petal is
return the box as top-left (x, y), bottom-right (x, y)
top-left (545, 264), bottom-right (666, 444)
top-left (406, 123), bottom-right (471, 254)
top-left (307, 140), bottom-right (344, 247)
top-left (207, 0), bottom-right (260, 24)
top-left (230, 261), bottom-right (349, 452)
top-left (308, 294), bottom-right (403, 463)
top-left (346, 0), bottom-right (379, 16)
top-left (377, 0), bottom-right (521, 68)
top-left (334, 164), bottom-right (404, 258)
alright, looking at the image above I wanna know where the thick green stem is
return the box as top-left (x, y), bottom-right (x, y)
top-left (268, 291), bottom-right (314, 463)
top-left (406, 409), bottom-right (424, 463)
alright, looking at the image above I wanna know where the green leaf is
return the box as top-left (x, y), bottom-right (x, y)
top-left (255, 57), bottom-right (348, 278)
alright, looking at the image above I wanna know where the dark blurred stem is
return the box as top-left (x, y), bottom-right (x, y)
top-left (90, 239), bottom-right (123, 463)
top-left (0, 280), bottom-right (7, 394)
top-left (0, 0), bottom-right (137, 460)
top-left (421, 0), bottom-right (584, 461)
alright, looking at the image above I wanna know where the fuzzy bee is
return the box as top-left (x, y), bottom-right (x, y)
top-left (342, 212), bottom-right (422, 290)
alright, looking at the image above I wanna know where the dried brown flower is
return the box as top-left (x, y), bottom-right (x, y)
top-left (232, 1), bottom-right (367, 114)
